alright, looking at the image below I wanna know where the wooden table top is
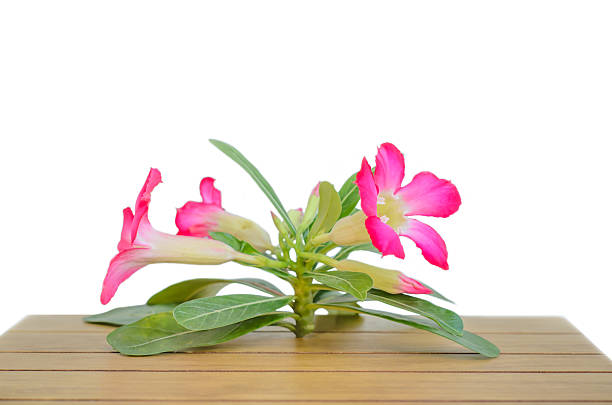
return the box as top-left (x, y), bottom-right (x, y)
top-left (0, 315), bottom-right (610, 404)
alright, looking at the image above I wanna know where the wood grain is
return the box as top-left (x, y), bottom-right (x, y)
top-left (8, 314), bottom-right (580, 334)
top-left (0, 329), bottom-right (599, 354)
top-left (1, 371), bottom-right (612, 401)
top-left (0, 315), bottom-right (609, 404)
top-left (1, 352), bottom-right (611, 372)
top-left (2, 403), bottom-right (612, 405)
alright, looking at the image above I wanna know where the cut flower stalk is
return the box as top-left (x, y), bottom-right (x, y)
top-left (85, 140), bottom-right (499, 357)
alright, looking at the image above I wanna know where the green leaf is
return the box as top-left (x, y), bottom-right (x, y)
top-left (255, 266), bottom-right (295, 282)
top-left (253, 266), bottom-right (295, 282)
top-left (205, 233), bottom-right (294, 281)
top-left (324, 244), bottom-right (455, 304)
top-left (324, 303), bottom-right (362, 316)
top-left (313, 290), bottom-right (359, 304)
top-left (208, 230), bottom-right (242, 251)
top-left (312, 290), bottom-right (362, 316)
top-left (319, 305), bottom-right (499, 358)
top-left (313, 242), bottom-right (380, 271)
top-left (147, 278), bottom-right (284, 305)
top-left (107, 312), bottom-right (291, 356)
top-left (333, 243), bottom-right (380, 260)
top-left (413, 279), bottom-right (455, 304)
top-left (304, 271), bottom-right (373, 300)
top-left (173, 294), bottom-right (294, 331)
top-left (209, 139), bottom-right (295, 234)
top-left (338, 172), bottom-right (360, 219)
top-left (208, 231), bottom-right (260, 256)
top-left (83, 304), bottom-right (176, 326)
top-left (309, 181), bottom-right (341, 237)
top-left (367, 289), bottom-right (463, 336)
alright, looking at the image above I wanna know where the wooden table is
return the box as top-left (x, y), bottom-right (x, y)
top-left (0, 315), bottom-right (610, 404)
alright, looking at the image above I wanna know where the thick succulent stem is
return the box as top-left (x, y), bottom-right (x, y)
top-left (292, 262), bottom-right (315, 337)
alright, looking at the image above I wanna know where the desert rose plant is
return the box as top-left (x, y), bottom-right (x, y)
top-left (85, 140), bottom-right (499, 357)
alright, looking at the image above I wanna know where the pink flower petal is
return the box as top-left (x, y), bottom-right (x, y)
top-left (100, 248), bottom-right (151, 304)
top-left (374, 142), bottom-right (405, 193)
top-left (398, 218), bottom-right (449, 269)
top-left (175, 201), bottom-right (223, 237)
top-left (131, 168), bottom-right (162, 242)
top-left (365, 216), bottom-right (405, 259)
top-left (199, 177), bottom-right (222, 207)
top-left (117, 208), bottom-right (134, 251)
top-left (356, 158), bottom-right (378, 217)
top-left (395, 171), bottom-right (461, 218)
top-left (399, 274), bottom-right (432, 294)
top-left (102, 227), bottom-right (244, 304)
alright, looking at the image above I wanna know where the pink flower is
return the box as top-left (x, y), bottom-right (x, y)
top-left (336, 260), bottom-right (432, 294)
top-left (356, 143), bottom-right (461, 269)
top-left (101, 169), bottom-right (249, 305)
top-left (175, 177), bottom-right (273, 252)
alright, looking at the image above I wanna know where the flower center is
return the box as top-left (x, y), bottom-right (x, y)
top-left (376, 192), bottom-right (406, 230)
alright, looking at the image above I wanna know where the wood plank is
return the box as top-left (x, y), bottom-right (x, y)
top-left (0, 330), bottom-right (599, 354)
top-left (313, 314), bottom-right (580, 334)
top-left (2, 399), bottom-right (612, 405)
top-left (1, 315), bottom-right (607, 403)
top-left (1, 352), bottom-right (610, 372)
top-left (6, 315), bottom-right (580, 334)
top-left (1, 371), bottom-right (611, 401)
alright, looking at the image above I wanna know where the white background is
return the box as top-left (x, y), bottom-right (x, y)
top-left (1, 1), bottom-right (611, 356)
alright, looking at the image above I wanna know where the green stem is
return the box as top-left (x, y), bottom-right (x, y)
top-left (292, 259), bottom-right (315, 337)
top-left (307, 232), bottom-right (331, 248)
top-left (237, 253), bottom-right (290, 269)
top-left (316, 242), bottom-right (338, 255)
top-left (297, 251), bottom-right (340, 269)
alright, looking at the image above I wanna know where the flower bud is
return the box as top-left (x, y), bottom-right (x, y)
top-left (335, 259), bottom-right (431, 295)
top-left (301, 183), bottom-right (320, 230)
top-left (271, 211), bottom-right (290, 236)
top-left (215, 212), bottom-right (273, 252)
top-left (288, 208), bottom-right (304, 228)
top-left (327, 211), bottom-right (371, 246)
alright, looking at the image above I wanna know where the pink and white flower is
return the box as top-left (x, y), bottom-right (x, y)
top-left (100, 169), bottom-right (250, 305)
top-left (356, 143), bottom-right (461, 269)
top-left (175, 177), bottom-right (273, 252)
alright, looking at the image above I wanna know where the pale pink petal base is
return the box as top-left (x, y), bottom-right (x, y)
top-left (398, 218), bottom-right (449, 270)
top-left (365, 216), bottom-right (405, 259)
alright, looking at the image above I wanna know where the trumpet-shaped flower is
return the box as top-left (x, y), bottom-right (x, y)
top-left (101, 169), bottom-right (251, 305)
top-left (336, 260), bottom-right (431, 294)
top-left (358, 143), bottom-right (461, 269)
top-left (327, 143), bottom-right (461, 269)
top-left (175, 177), bottom-right (273, 252)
